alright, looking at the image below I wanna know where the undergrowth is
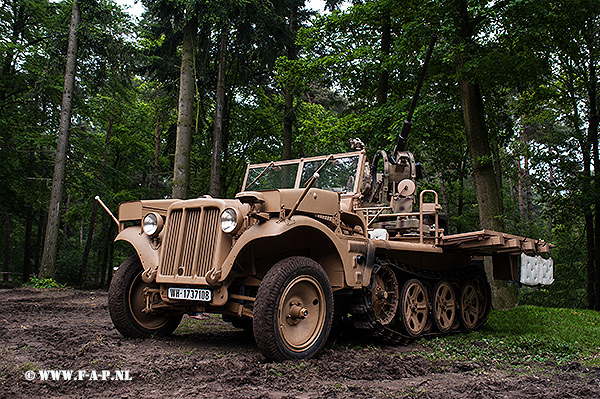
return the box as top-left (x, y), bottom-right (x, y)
top-left (422, 306), bottom-right (600, 367)
top-left (21, 276), bottom-right (66, 289)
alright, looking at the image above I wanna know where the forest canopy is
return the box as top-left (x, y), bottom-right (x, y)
top-left (0, 0), bottom-right (599, 310)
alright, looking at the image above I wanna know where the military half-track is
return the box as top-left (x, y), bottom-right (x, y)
top-left (103, 38), bottom-right (553, 361)
top-left (103, 141), bottom-right (553, 361)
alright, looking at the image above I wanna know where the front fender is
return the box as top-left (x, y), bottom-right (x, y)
top-left (219, 215), bottom-right (361, 287)
top-left (115, 226), bottom-right (158, 272)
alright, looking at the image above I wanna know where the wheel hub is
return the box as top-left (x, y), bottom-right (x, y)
top-left (287, 303), bottom-right (309, 324)
top-left (277, 275), bottom-right (327, 352)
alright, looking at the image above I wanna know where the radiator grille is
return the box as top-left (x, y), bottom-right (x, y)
top-left (160, 207), bottom-right (220, 278)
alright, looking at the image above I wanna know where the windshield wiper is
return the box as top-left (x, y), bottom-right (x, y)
top-left (289, 155), bottom-right (334, 219)
top-left (301, 155), bottom-right (334, 187)
top-left (245, 161), bottom-right (274, 190)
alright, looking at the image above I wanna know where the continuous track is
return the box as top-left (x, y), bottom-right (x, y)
top-left (350, 257), bottom-right (491, 344)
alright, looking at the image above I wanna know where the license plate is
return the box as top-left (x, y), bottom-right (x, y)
top-left (167, 287), bottom-right (212, 302)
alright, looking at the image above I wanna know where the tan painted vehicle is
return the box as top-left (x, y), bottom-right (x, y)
top-left (105, 39), bottom-right (552, 361)
top-left (104, 138), bottom-right (553, 361)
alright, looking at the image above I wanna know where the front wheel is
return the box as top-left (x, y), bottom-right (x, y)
top-left (108, 255), bottom-right (182, 338)
top-left (253, 257), bottom-right (333, 361)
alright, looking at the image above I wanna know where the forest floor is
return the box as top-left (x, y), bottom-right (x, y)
top-left (1, 287), bottom-right (599, 399)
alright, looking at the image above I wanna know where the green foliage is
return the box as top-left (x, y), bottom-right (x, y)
top-left (423, 306), bottom-right (600, 366)
top-left (0, 0), bottom-right (598, 305)
top-left (22, 277), bottom-right (65, 289)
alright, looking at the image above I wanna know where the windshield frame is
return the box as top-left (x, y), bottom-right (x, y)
top-left (241, 150), bottom-right (366, 195)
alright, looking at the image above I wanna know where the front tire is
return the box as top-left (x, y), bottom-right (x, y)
top-left (108, 255), bottom-right (182, 338)
top-left (253, 257), bottom-right (333, 361)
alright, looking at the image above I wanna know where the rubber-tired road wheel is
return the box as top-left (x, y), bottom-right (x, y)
top-left (109, 255), bottom-right (182, 338)
top-left (432, 281), bottom-right (456, 333)
top-left (253, 256), bottom-right (333, 361)
top-left (473, 275), bottom-right (491, 328)
top-left (400, 279), bottom-right (429, 337)
top-left (459, 282), bottom-right (480, 331)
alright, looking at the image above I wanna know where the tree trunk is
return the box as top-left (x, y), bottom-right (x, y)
top-left (34, 205), bottom-right (46, 276)
top-left (23, 147), bottom-right (35, 282)
top-left (581, 134), bottom-right (596, 309)
top-left (3, 212), bottom-right (9, 282)
top-left (587, 40), bottom-right (600, 310)
top-left (80, 113), bottom-right (113, 287)
top-left (98, 221), bottom-right (110, 287)
top-left (210, 28), bottom-right (228, 197)
top-left (438, 172), bottom-right (451, 233)
top-left (282, 5), bottom-right (298, 162)
top-left (153, 114), bottom-right (160, 198)
top-left (220, 88), bottom-right (234, 195)
top-left (64, 193), bottom-right (71, 238)
top-left (106, 224), bottom-right (115, 286)
top-left (455, 75), bottom-right (513, 309)
top-left (517, 159), bottom-right (525, 224)
top-left (172, 18), bottom-right (197, 199)
top-left (547, 163), bottom-right (553, 237)
top-left (455, 74), bottom-right (504, 232)
top-left (23, 209), bottom-right (32, 282)
top-left (283, 86), bottom-right (294, 161)
top-left (521, 129), bottom-right (533, 221)
top-left (456, 159), bottom-right (465, 233)
top-left (491, 138), bottom-right (503, 202)
top-left (452, 0), bottom-right (511, 309)
top-left (39, 0), bottom-right (80, 279)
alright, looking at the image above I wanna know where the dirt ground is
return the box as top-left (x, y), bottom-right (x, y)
top-left (1, 288), bottom-right (599, 399)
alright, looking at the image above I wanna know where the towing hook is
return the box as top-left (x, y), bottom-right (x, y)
top-left (141, 267), bottom-right (157, 283)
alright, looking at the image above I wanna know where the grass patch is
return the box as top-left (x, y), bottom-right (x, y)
top-left (422, 305), bottom-right (600, 366)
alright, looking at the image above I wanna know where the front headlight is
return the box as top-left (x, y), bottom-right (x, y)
top-left (221, 208), bottom-right (238, 233)
top-left (142, 212), bottom-right (163, 236)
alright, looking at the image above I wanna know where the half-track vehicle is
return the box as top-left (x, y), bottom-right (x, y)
top-left (104, 139), bottom-right (553, 361)
top-left (104, 38), bottom-right (553, 361)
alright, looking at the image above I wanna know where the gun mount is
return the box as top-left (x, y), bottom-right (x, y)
top-left (361, 35), bottom-right (439, 234)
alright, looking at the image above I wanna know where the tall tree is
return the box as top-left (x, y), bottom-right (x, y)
top-left (79, 113), bottom-right (113, 287)
top-left (210, 28), bottom-right (228, 197)
top-left (39, 0), bottom-right (80, 279)
top-left (282, 1), bottom-right (301, 161)
top-left (451, 0), bottom-right (504, 232)
top-left (172, 18), bottom-right (197, 199)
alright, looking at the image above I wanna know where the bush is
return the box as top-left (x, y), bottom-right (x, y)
top-left (22, 276), bottom-right (65, 289)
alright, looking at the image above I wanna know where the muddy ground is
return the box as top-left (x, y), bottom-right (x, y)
top-left (1, 288), bottom-right (599, 399)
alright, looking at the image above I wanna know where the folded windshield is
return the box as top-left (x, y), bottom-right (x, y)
top-left (243, 153), bottom-right (362, 194)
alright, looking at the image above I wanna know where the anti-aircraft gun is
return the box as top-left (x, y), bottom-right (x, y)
top-left (360, 35), bottom-right (443, 237)
top-left (101, 36), bottom-right (553, 362)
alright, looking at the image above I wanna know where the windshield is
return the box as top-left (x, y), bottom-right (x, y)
top-left (245, 162), bottom-right (299, 191)
top-left (300, 156), bottom-right (359, 193)
top-left (243, 153), bottom-right (362, 194)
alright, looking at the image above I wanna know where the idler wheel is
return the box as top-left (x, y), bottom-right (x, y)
top-left (459, 282), bottom-right (480, 331)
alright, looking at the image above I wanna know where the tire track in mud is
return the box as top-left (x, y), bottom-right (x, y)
top-left (0, 288), bottom-right (599, 399)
